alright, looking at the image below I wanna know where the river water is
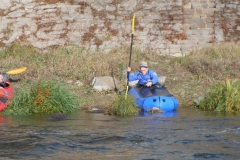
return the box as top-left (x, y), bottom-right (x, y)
top-left (0, 108), bottom-right (239, 160)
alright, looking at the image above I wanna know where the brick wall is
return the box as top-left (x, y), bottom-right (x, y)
top-left (0, 0), bottom-right (239, 56)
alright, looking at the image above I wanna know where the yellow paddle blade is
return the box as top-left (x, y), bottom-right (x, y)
top-left (131, 14), bottom-right (135, 34)
top-left (6, 67), bottom-right (27, 75)
top-left (125, 86), bottom-right (129, 99)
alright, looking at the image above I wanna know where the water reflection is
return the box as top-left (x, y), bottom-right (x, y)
top-left (0, 108), bottom-right (240, 160)
top-left (139, 110), bottom-right (178, 117)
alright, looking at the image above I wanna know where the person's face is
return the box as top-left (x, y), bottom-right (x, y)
top-left (140, 67), bottom-right (148, 75)
top-left (0, 75), bottom-right (3, 83)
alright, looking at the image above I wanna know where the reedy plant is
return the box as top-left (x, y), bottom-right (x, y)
top-left (4, 80), bottom-right (79, 115)
top-left (108, 94), bottom-right (139, 116)
top-left (197, 78), bottom-right (240, 112)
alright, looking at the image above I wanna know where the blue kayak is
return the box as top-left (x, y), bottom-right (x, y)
top-left (128, 85), bottom-right (179, 112)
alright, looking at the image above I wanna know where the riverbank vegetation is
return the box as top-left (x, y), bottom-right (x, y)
top-left (1, 42), bottom-right (240, 115)
top-left (106, 94), bottom-right (139, 116)
top-left (197, 79), bottom-right (240, 112)
top-left (4, 80), bottom-right (79, 115)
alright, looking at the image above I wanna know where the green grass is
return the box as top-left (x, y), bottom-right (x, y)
top-left (4, 80), bottom-right (79, 115)
top-left (197, 79), bottom-right (240, 112)
top-left (107, 94), bottom-right (139, 116)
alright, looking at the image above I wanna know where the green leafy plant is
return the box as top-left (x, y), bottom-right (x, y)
top-left (4, 80), bottom-right (79, 115)
top-left (197, 79), bottom-right (240, 112)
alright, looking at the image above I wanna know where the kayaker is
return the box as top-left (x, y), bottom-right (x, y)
top-left (0, 74), bottom-right (6, 104)
top-left (0, 73), bottom-right (7, 85)
top-left (0, 73), bottom-right (8, 98)
top-left (127, 61), bottom-right (159, 87)
top-left (0, 73), bottom-right (13, 111)
top-left (0, 74), bottom-right (3, 83)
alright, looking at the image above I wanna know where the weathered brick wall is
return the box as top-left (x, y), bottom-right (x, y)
top-left (0, 0), bottom-right (239, 56)
top-left (215, 0), bottom-right (240, 42)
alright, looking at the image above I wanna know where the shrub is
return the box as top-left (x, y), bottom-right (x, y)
top-left (197, 79), bottom-right (240, 112)
top-left (4, 80), bottom-right (79, 115)
top-left (107, 93), bottom-right (139, 116)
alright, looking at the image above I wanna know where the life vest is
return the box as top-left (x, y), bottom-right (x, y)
top-left (0, 81), bottom-right (14, 111)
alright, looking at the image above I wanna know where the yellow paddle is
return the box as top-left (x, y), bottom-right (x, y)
top-left (6, 67), bottom-right (27, 75)
top-left (125, 14), bottom-right (135, 99)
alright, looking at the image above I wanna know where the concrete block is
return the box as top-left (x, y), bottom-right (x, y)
top-left (181, 40), bottom-right (191, 44)
top-left (184, 18), bottom-right (195, 24)
top-left (215, 35), bottom-right (225, 42)
top-left (106, 14), bottom-right (115, 19)
top-left (202, 8), bottom-right (216, 17)
top-left (190, 0), bottom-right (200, 3)
top-left (156, 43), bottom-right (166, 49)
top-left (194, 44), bottom-right (205, 49)
top-left (215, 29), bottom-right (224, 36)
top-left (216, 4), bottom-right (226, 9)
top-left (195, 9), bottom-right (203, 15)
top-left (196, 20), bottom-right (206, 28)
top-left (201, 28), bottom-right (214, 35)
top-left (151, 14), bottom-right (161, 20)
top-left (206, 23), bottom-right (214, 28)
top-left (169, 44), bottom-right (181, 49)
top-left (106, 5), bottom-right (116, 11)
top-left (206, 17), bottom-right (214, 23)
top-left (188, 29), bottom-right (202, 35)
top-left (183, 2), bottom-right (191, 9)
top-left (202, 34), bottom-right (214, 40)
top-left (181, 44), bottom-right (194, 51)
top-left (208, 0), bottom-right (215, 3)
top-left (190, 24), bottom-right (198, 29)
top-left (208, 3), bottom-right (215, 8)
top-left (183, 8), bottom-right (195, 15)
top-left (169, 47), bottom-right (181, 54)
top-left (226, 4), bottom-right (237, 8)
top-left (191, 4), bottom-right (203, 9)
top-left (0, 0), bottom-right (12, 9)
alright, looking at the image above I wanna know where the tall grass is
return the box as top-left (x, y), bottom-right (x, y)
top-left (175, 43), bottom-right (240, 79)
top-left (1, 42), bottom-right (162, 112)
top-left (197, 79), bottom-right (240, 112)
top-left (107, 94), bottom-right (139, 116)
top-left (0, 42), bottom-right (162, 86)
top-left (4, 80), bottom-right (79, 115)
top-left (1, 42), bottom-right (240, 110)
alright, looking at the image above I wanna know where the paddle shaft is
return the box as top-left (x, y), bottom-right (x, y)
top-left (125, 14), bottom-right (135, 98)
top-left (127, 33), bottom-right (134, 85)
top-left (127, 14), bottom-right (135, 84)
top-left (128, 33), bottom-right (134, 68)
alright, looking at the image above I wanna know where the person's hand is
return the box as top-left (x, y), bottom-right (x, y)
top-left (127, 67), bottom-right (131, 72)
top-left (146, 81), bottom-right (153, 87)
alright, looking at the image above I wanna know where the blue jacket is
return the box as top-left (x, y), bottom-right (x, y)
top-left (128, 69), bottom-right (159, 85)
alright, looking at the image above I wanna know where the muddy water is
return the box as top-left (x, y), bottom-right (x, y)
top-left (0, 108), bottom-right (239, 160)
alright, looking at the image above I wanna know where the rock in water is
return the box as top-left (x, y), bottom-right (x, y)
top-left (46, 112), bottom-right (68, 121)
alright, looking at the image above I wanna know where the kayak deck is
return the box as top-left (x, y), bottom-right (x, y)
top-left (128, 85), bottom-right (179, 112)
